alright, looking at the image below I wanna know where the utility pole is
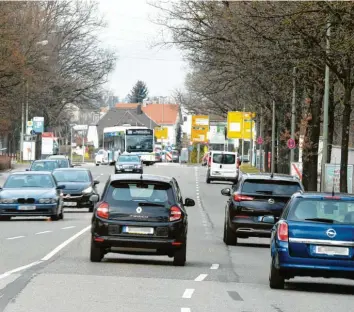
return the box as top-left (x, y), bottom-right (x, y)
top-left (260, 107), bottom-right (263, 172)
top-left (70, 126), bottom-right (73, 164)
top-left (290, 67), bottom-right (296, 172)
top-left (20, 96), bottom-right (24, 162)
top-left (241, 104), bottom-right (245, 160)
top-left (250, 118), bottom-right (253, 166)
top-left (321, 20), bottom-right (331, 192)
top-left (271, 100), bottom-right (276, 174)
top-left (25, 81), bottom-right (29, 134)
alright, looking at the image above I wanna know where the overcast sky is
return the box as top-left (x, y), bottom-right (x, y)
top-left (98, 0), bottom-right (188, 99)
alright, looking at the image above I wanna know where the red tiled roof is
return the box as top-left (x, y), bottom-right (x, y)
top-left (115, 103), bottom-right (140, 109)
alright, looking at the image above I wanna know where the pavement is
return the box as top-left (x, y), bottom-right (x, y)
top-left (0, 163), bottom-right (353, 312)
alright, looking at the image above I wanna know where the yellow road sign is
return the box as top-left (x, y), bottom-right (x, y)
top-left (227, 111), bottom-right (256, 139)
top-left (191, 115), bottom-right (209, 143)
top-left (154, 127), bottom-right (168, 139)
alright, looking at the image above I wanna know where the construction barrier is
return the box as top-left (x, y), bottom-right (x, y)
top-left (166, 152), bottom-right (172, 162)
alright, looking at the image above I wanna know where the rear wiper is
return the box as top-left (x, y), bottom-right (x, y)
top-left (304, 218), bottom-right (335, 224)
top-left (134, 201), bottom-right (165, 207)
top-left (256, 190), bottom-right (273, 194)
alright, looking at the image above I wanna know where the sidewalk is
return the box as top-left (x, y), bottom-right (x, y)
top-left (239, 164), bottom-right (260, 174)
top-left (0, 162), bottom-right (29, 173)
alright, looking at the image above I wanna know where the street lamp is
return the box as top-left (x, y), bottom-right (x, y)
top-left (69, 123), bottom-right (76, 164)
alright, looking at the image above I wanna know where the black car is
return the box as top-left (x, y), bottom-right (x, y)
top-left (53, 168), bottom-right (100, 212)
top-left (89, 174), bottom-right (195, 266)
top-left (28, 160), bottom-right (60, 172)
top-left (221, 173), bottom-right (304, 245)
top-left (115, 154), bottom-right (143, 174)
top-left (47, 155), bottom-right (73, 168)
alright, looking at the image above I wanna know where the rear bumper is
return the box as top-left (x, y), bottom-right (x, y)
top-left (230, 218), bottom-right (273, 237)
top-left (0, 204), bottom-right (57, 216)
top-left (63, 194), bottom-right (92, 207)
top-left (115, 169), bottom-right (143, 174)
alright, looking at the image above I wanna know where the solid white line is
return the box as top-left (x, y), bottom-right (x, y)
top-left (210, 263), bottom-right (219, 270)
top-left (182, 289), bottom-right (195, 298)
top-left (41, 225), bottom-right (90, 261)
top-left (6, 236), bottom-right (25, 240)
top-left (62, 226), bottom-right (76, 230)
top-left (35, 231), bottom-right (52, 235)
top-left (181, 308), bottom-right (191, 312)
top-left (0, 261), bottom-right (42, 280)
top-left (195, 274), bottom-right (208, 281)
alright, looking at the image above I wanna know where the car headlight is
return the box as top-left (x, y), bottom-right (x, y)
top-left (39, 198), bottom-right (57, 204)
top-left (134, 164), bottom-right (141, 168)
top-left (0, 198), bottom-right (16, 204)
top-left (82, 186), bottom-right (93, 194)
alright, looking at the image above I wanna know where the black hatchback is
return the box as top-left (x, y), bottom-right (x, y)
top-left (221, 173), bottom-right (304, 245)
top-left (89, 174), bottom-right (195, 266)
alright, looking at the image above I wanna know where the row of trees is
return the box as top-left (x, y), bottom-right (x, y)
top-left (153, 1), bottom-right (354, 191)
top-left (0, 1), bottom-right (116, 151)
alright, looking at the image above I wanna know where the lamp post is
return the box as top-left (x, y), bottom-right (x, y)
top-left (69, 124), bottom-right (76, 164)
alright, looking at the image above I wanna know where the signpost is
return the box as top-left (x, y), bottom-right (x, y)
top-left (227, 111), bottom-right (256, 139)
top-left (257, 137), bottom-right (263, 145)
top-left (41, 132), bottom-right (54, 156)
top-left (154, 127), bottom-right (168, 140)
top-left (33, 117), bottom-right (44, 134)
top-left (287, 138), bottom-right (296, 149)
top-left (191, 115), bottom-right (209, 164)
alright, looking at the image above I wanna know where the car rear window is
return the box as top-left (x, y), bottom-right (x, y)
top-left (242, 179), bottom-right (302, 196)
top-left (212, 153), bottom-right (223, 164)
top-left (223, 154), bottom-right (235, 164)
top-left (105, 181), bottom-right (174, 209)
top-left (288, 198), bottom-right (354, 224)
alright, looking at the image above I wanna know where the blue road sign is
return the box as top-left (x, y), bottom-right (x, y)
top-left (33, 117), bottom-right (44, 133)
top-left (166, 146), bottom-right (172, 152)
top-left (188, 146), bottom-right (193, 151)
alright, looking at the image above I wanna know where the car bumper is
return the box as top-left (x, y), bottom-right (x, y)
top-left (115, 169), bottom-right (143, 174)
top-left (63, 194), bottom-right (93, 207)
top-left (230, 218), bottom-right (273, 237)
top-left (0, 204), bottom-right (57, 216)
top-left (274, 244), bottom-right (354, 278)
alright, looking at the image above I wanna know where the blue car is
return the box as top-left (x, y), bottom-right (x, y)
top-left (0, 171), bottom-right (65, 221)
top-left (269, 192), bottom-right (354, 289)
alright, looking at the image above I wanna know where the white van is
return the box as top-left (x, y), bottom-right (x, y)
top-left (206, 151), bottom-right (239, 184)
top-left (95, 149), bottom-right (108, 166)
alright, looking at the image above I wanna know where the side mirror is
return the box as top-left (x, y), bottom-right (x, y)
top-left (260, 215), bottom-right (275, 224)
top-left (184, 198), bottom-right (195, 207)
top-left (221, 188), bottom-right (231, 196)
top-left (90, 194), bottom-right (99, 202)
top-left (93, 180), bottom-right (100, 185)
top-left (57, 184), bottom-right (66, 189)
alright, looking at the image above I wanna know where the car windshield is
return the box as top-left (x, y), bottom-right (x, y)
top-left (31, 161), bottom-right (59, 171)
top-left (118, 156), bottom-right (140, 162)
top-left (4, 174), bottom-right (54, 188)
top-left (242, 180), bottom-right (302, 195)
top-left (53, 170), bottom-right (90, 182)
top-left (288, 198), bottom-right (354, 224)
top-left (106, 181), bottom-right (174, 209)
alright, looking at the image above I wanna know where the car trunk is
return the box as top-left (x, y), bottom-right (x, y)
top-left (288, 221), bottom-right (354, 260)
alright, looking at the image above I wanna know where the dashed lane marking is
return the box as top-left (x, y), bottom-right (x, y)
top-left (194, 274), bottom-right (208, 281)
top-left (6, 236), bottom-right (25, 240)
top-left (182, 289), bottom-right (195, 299)
top-left (62, 226), bottom-right (76, 230)
top-left (210, 263), bottom-right (220, 270)
top-left (35, 231), bottom-right (52, 235)
top-left (181, 308), bottom-right (191, 312)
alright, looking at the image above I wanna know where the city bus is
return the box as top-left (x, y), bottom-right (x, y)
top-left (125, 127), bottom-right (155, 165)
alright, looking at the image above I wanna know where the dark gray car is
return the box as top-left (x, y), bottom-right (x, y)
top-left (114, 155), bottom-right (143, 174)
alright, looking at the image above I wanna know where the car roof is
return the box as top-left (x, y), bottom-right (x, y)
top-left (11, 171), bottom-right (53, 175)
top-left (53, 168), bottom-right (88, 171)
top-left (48, 155), bottom-right (67, 158)
top-left (242, 173), bottom-right (301, 182)
top-left (292, 192), bottom-right (354, 199)
top-left (110, 174), bottom-right (172, 183)
top-left (32, 159), bottom-right (58, 163)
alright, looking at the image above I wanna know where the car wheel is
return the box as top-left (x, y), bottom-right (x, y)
top-left (223, 218), bottom-right (237, 246)
top-left (0, 216), bottom-right (11, 221)
top-left (90, 239), bottom-right (104, 262)
top-left (59, 208), bottom-right (64, 220)
top-left (206, 175), bottom-right (211, 184)
top-left (269, 258), bottom-right (285, 289)
top-left (173, 241), bottom-right (187, 266)
top-left (96, 163), bottom-right (99, 166)
top-left (50, 214), bottom-right (60, 221)
top-left (88, 205), bottom-right (94, 213)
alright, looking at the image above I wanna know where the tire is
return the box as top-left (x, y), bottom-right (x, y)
top-left (206, 175), bottom-right (211, 184)
top-left (269, 258), bottom-right (285, 289)
top-left (59, 208), bottom-right (64, 220)
top-left (88, 205), bottom-right (94, 213)
top-left (95, 163), bottom-right (99, 166)
top-left (173, 242), bottom-right (187, 266)
top-left (50, 214), bottom-right (60, 221)
top-left (0, 216), bottom-right (11, 221)
top-left (223, 218), bottom-right (237, 246)
top-left (90, 239), bottom-right (104, 262)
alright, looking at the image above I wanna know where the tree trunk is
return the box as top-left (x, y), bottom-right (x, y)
top-left (327, 83), bottom-right (335, 162)
top-left (302, 82), bottom-right (323, 191)
top-left (339, 86), bottom-right (352, 193)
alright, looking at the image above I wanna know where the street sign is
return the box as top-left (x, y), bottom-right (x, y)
top-left (227, 111), bottom-right (256, 139)
top-left (73, 125), bottom-right (88, 131)
top-left (191, 115), bottom-right (209, 143)
top-left (166, 146), bottom-right (172, 151)
top-left (257, 137), bottom-right (263, 145)
top-left (287, 138), bottom-right (296, 149)
top-left (33, 117), bottom-right (44, 133)
top-left (188, 146), bottom-right (193, 151)
top-left (154, 127), bottom-right (168, 140)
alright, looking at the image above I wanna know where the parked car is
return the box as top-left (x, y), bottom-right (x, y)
top-left (28, 160), bottom-right (60, 172)
top-left (171, 150), bottom-right (179, 163)
top-left (89, 174), bottom-right (195, 266)
top-left (206, 151), bottom-right (239, 184)
top-left (47, 155), bottom-right (73, 168)
top-left (115, 154), bottom-right (143, 174)
top-left (221, 173), bottom-right (304, 245)
top-left (269, 192), bottom-right (354, 289)
top-left (0, 171), bottom-right (65, 221)
top-left (53, 168), bottom-right (99, 212)
top-left (95, 149), bottom-right (108, 166)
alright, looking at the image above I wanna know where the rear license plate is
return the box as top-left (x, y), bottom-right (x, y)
top-left (64, 202), bottom-right (77, 207)
top-left (18, 205), bottom-right (36, 210)
top-left (315, 245), bottom-right (349, 256)
top-left (125, 169), bottom-right (133, 172)
top-left (212, 171), bottom-right (221, 175)
top-left (122, 226), bottom-right (154, 235)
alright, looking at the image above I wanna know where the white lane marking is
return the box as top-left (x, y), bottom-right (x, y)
top-left (194, 274), bottom-right (208, 281)
top-left (35, 231), bottom-right (52, 235)
top-left (62, 226), bottom-right (76, 230)
top-left (41, 225), bottom-right (90, 261)
top-left (100, 173), bottom-right (104, 175)
top-left (6, 236), bottom-right (25, 240)
top-left (182, 289), bottom-right (195, 298)
top-left (210, 263), bottom-right (220, 270)
top-left (0, 261), bottom-right (42, 280)
top-left (181, 308), bottom-right (191, 312)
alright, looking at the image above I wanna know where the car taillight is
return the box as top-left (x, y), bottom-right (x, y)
top-left (277, 221), bottom-right (288, 242)
top-left (96, 202), bottom-right (109, 219)
top-left (208, 157), bottom-right (211, 166)
top-left (169, 206), bottom-right (182, 221)
top-left (233, 194), bottom-right (254, 202)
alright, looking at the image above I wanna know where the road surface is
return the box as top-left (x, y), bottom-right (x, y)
top-left (0, 163), bottom-right (353, 312)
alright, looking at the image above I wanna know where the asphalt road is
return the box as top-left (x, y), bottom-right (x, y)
top-left (0, 162), bottom-right (353, 312)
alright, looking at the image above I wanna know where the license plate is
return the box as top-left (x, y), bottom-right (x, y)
top-left (315, 245), bottom-right (349, 256)
top-left (18, 205), bottom-right (36, 211)
top-left (64, 202), bottom-right (77, 207)
top-left (122, 226), bottom-right (154, 235)
top-left (212, 171), bottom-right (221, 175)
top-left (125, 169), bottom-right (133, 172)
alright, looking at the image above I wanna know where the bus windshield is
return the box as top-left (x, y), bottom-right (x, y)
top-left (126, 134), bottom-right (153, 153)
